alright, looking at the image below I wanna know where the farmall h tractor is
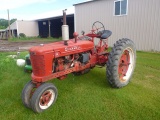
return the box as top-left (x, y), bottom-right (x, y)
top-left (21, 10), bottom-right (136, 113)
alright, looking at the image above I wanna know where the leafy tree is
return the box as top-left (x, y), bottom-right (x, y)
top-left (0, 18), bottom-right (17, 29)
top-left (10, 19), bottom-right (17, 24)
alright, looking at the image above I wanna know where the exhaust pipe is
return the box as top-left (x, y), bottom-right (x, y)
top-left (62, 9), bottom-right (69, 45)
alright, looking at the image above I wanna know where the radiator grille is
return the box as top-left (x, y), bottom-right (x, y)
top-left (30, 55), bottom-right (45, 76)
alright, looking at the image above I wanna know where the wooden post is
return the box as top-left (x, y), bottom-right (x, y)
top-left (7, 9), bottom-right (11, 40)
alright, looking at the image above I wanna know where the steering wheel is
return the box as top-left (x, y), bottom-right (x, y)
top-left (92, 21), bottom-right (105, 34)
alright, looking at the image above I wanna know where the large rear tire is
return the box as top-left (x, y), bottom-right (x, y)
top-left (107, 38), bottom-right (136, 88)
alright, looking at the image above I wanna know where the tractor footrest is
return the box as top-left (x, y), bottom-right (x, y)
top-left (98, 51), bottom-right (108, 55)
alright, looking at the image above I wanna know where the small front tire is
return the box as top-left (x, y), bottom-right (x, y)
top-left (30, 83), bottom-right (58, 113)
top-left (21, 81), bottom-right (36, 108)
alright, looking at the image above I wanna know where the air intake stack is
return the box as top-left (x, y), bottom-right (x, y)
top-left (62, 9), bottom-right (69, 45)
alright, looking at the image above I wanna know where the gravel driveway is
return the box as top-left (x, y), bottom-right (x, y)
top-left (0, 40), bottom-right (52, 52)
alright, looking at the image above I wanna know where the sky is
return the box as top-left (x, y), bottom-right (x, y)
top-left (0, 0), bottom-right (90, 20)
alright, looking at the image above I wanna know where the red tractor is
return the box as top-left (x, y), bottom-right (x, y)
top-left (21, 10), bottom-right (136, 113)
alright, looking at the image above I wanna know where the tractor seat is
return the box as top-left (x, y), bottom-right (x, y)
top-left (97, 30), bottom-right (112, 39)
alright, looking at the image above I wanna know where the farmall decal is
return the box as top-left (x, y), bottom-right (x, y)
top-left (65, 46), bottom-right (81, 51)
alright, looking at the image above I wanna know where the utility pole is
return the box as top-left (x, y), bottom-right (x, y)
top-left (7, 9), bottom-right (11, 40)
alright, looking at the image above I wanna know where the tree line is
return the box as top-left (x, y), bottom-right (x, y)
top-left (0, 18), bottom-right (17, 29)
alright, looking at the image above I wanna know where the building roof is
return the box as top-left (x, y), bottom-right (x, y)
top-left (73, 0), bottom-right (99, 6)
top-left (36, 14), bottom-right (74, 21)
top-left (0, 29), bottom-right (5, 32)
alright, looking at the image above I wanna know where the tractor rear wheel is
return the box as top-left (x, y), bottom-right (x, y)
top-left (30, 83), bottom-right (58, 113)
top-left (21, 81), bottom-right (36, 108)
top-left (106, 38), bottom-right (136, 88)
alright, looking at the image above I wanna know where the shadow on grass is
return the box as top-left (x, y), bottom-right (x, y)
top-left (51, 67), bottom-right (112, 92)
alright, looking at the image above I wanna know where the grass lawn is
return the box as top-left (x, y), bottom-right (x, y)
top-left (0, 51), bottom-right (160, 120)
top-left (9, 37), bottom-right (62, 42)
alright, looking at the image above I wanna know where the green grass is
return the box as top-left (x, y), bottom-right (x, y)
top-left (8, 37), bottom-right (62, 42)
top-left (0, 51), bottom-right (160, 120)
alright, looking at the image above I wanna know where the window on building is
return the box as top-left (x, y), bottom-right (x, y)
top-left (43, 22), bottom-right (46, 25)
top-left (114, 0), bottom-right (128, 16)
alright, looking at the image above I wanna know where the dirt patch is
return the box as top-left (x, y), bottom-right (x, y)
top-left (0, 40), bottom-right (53, 52)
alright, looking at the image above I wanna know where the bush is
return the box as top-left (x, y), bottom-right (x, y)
top-left (19, 33), bottom-right (26, 38)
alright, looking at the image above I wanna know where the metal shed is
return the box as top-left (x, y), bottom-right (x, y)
top-left (0, 20), bottom-right (39, 39)
top-left (37, 14), bottom-right (74, 38)
top-left (74, 0), bottom-right (160, 51)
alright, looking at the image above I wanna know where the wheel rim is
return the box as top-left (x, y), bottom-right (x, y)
top-left (39, 89), bottom-right (55, 109)
top-left (118, 47), bottom-right (134, 82)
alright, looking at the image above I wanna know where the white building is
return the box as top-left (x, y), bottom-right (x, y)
top-left (74, 0), bottom-right (160, 51)
top-left (0, 20), bottom-right (39, 39)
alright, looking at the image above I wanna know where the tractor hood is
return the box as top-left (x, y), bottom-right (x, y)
top-left (29, 39), bottom-right (94, 57)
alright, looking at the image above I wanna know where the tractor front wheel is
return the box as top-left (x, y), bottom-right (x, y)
top-left (21, 81), bottom-right (36, 108)
top-left (30, 83), bottom-right (58, 113)
top-left (107, 38), bottom-right (136, 88)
